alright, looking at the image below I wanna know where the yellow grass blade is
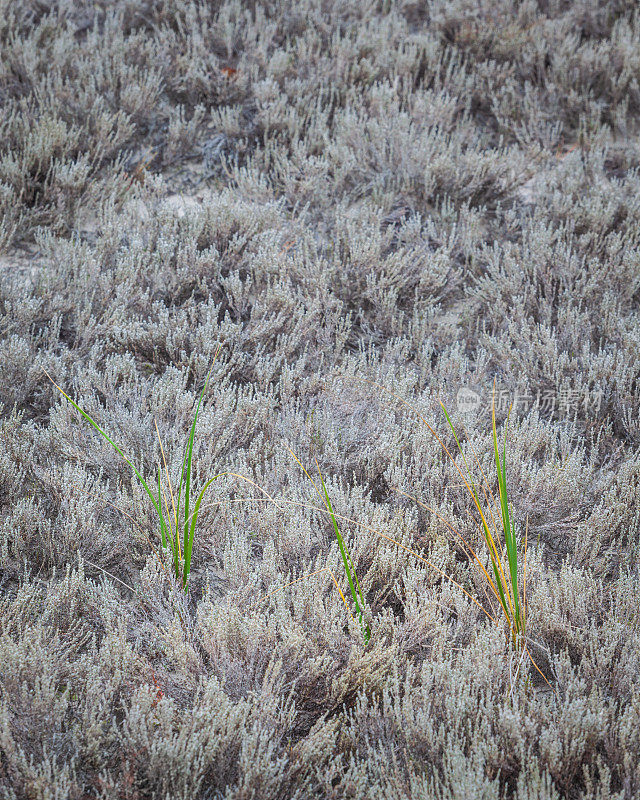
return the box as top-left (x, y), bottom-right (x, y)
top-left (452, 417), bottom-right (501, 531)
top-left (393, 487), bottom-right (503, 606)
top-left (285, 445), bottom-right (321, 496)
top-left (155, 419), bottom-right (178, 533)
top-left (194, 488), bottom-right (499, 626)
top-left (262, 566), bottom-right (357, 626)
top-left (350, 377), bottom-right (515, 609)
top-left (523, 518), bottom-right (528, 632)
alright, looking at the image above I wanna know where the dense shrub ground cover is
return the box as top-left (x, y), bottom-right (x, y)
top-left (1, 1), bottom-right (640, 797)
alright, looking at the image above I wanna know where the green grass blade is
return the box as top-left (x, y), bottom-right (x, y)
top-left (440, 403), bottom-right (479, 499)
top-left (158, 467), bottom-right (181, 579)
top-left (174, 437), bottom-right (189, 531)
top-left (345, 547), bottom-right (366, 610)
top-left (492, 406), bottom-right (520, 630)
top-left (489, 552), bottom-right (510, 620)
top-left (442, 401), bottom-right (513, 613)
top-left (158, 468), bottom-right (168, 549)
top-left (180, 366), bottom-right (215, 562)
top-left (48, 374), bottom-right (163, 523)
top-left (182, 474), bottom-right (224, 588)
top-left (320, 477), bottom-right (359, 609)
top-left (319, 473), bottom-right (370, 643)
top-left (175, 349), bottom-right (221, 527)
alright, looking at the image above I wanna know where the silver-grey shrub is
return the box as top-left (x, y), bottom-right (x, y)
top-left (1, 0), bottom-right (639, 798)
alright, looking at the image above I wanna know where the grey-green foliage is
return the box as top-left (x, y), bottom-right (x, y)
top-left (1, 0), bottom-right (640, 798)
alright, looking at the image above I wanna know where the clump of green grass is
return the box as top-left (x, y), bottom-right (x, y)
top-left (317, 466), bottom-right (371, 645)
top-left (437, 395), bottom-right (526, 650)
top-left (376, 382), bottom-right (547, 684)
top-left (383, 385), bottom-right (527, 649)
top-left (45, 355), bottom-right (222, 591)
top-left (269, 450), bottom-right (370, 645)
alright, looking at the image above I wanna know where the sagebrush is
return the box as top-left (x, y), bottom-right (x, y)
top-left (1, 1), bottom-right (639, 798)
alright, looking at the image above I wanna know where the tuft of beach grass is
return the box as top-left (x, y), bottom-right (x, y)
top-left (44, 349), bottom-right (223, 591)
